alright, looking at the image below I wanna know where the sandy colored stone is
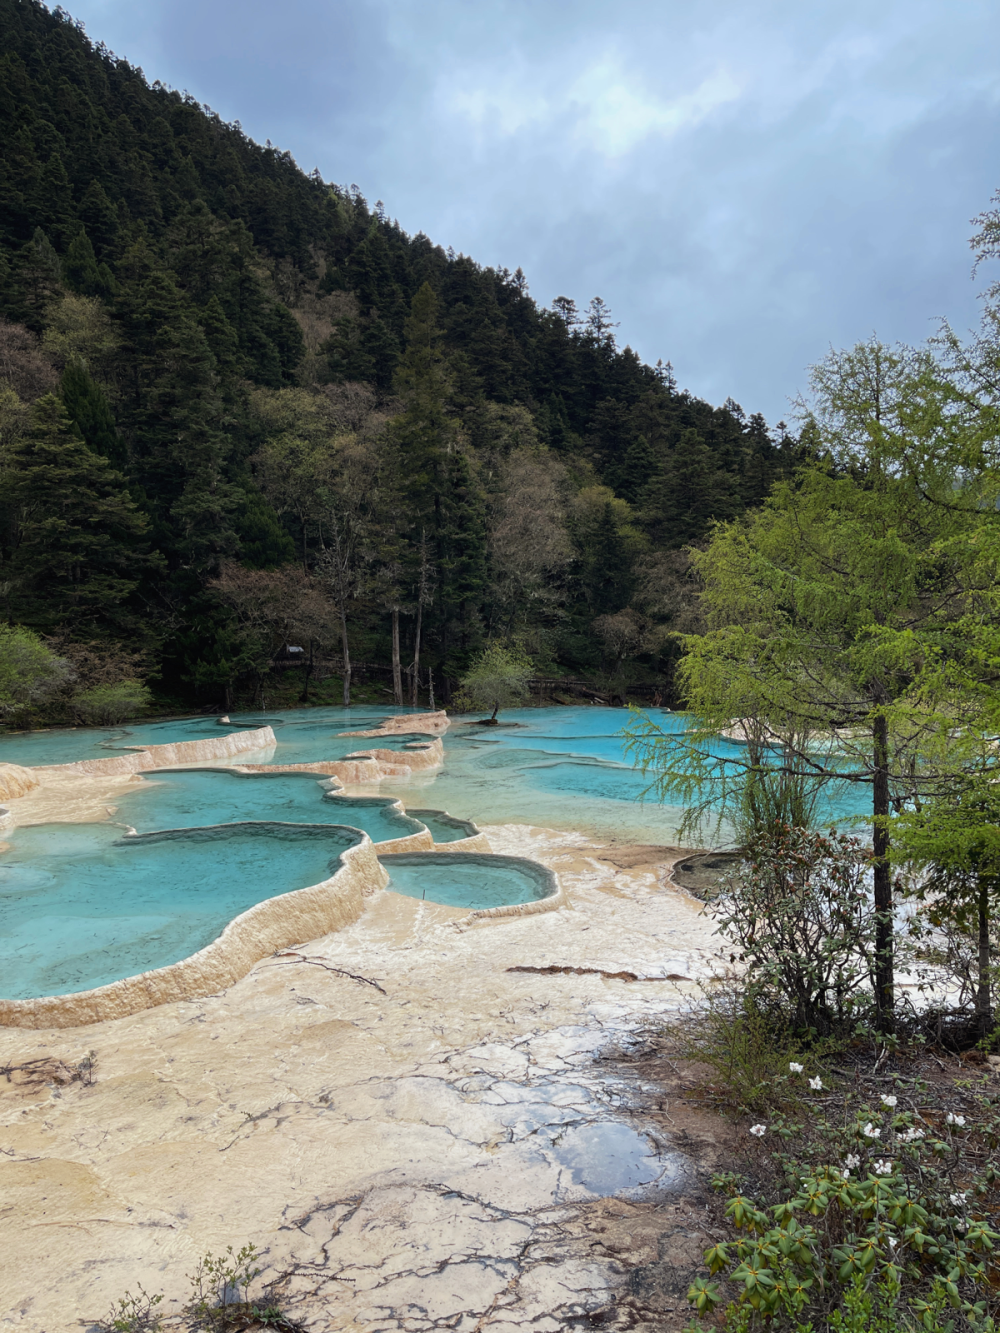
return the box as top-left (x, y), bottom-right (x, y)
top-left (0, 823), bottom-right (720, 1332)
top-left (0, 764), bottom-right (40, 803)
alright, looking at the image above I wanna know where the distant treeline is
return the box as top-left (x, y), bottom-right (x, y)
top-left (0, 0), bottom-right (805, 710)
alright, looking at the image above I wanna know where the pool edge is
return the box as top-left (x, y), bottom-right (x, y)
top-left (0, 833), bottom-right (388, 1031)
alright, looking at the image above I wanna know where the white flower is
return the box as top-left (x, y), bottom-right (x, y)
top-left (862, 1122), bottom-right (881, 1139)
top-left (956, 1219), bottom-right (968, 1232)
top-left (809, 1076), bottom-right (823, 1090)
top-left (950, 1192), bottom-right (968, 1207)
top-left (874, 1159), bottom-right (893, 1175)
top-left (842, 1168), bottom-right (851, 1179)
top-left (888, 1236), bottom-right (898, 1249)
top-left (880, 1094), bottom-right (898, 1109)
top-left (845, 1153), bottom-right (861, 1169)
top-left (946, 1113), bottom-right (966, 1127)
top-left (898, 1127), bottom-right (925, 1143)
top-left (789, 1062), bottom-right (804, 1074)
top-left (749, 1123), bottom-right (767, 1137)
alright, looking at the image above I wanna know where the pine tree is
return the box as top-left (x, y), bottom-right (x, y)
top-left (62, 227), bottom-right (117, 301)
top-left (9, 227), bottom-right (62, 329)
top-left (114, 241), bottom-right (239, 576)
top-left (642, 428), bottom-right (739, 547)
top-left (78, 180), bottom-right (120, 258)
top-left (60, 358), bottom-right (126, 467)
top-left (1, 394), bottom-right (152, 632)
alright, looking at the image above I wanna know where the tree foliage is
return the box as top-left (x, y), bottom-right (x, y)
top-left (0, 623), bottom-right (73, 716)
top-left (0, 0), bottom-right (791, 710)
top-left (454, 642), bottom-right (533, 721)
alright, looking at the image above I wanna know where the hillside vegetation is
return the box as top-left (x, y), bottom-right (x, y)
top-left (0, 0), bottom-right (800, 713)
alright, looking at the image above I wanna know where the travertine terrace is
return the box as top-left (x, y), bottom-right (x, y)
top-left (0, 712), bottom-right (722, 1332)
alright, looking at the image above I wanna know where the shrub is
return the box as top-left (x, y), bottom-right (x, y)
top-left (72, 679), bottom-right (152, 725)
top-left (0, 623), bottom-right (74, 717)
top-left (94, 1284), bottom-right (163, 1333)
top-left (686, 1087), bottom-right (1000, 1331)
top-left (94, 1241), bottom-right (303, 1333)
top-left (718, 824), bottom-right (876, 1036)
top-left (667, 974), bottom-right (810, 1117)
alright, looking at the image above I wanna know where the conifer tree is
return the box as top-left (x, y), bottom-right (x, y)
top-left (114, 242), bottom-right (239, 576)
top-left (60, 357), bottom-right (125, 467)
top-left (1, 394), bottom-right (152, 632)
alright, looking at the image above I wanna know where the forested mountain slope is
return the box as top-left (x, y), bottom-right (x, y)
top-left (0, 0), bottom-right (802, 711)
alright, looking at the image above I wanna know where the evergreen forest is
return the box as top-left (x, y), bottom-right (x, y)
top-left (0, 0), bottom-right (803, 715)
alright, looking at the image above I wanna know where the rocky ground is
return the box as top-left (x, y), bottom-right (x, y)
top-left (0, 824), bottom-right (729, 1333)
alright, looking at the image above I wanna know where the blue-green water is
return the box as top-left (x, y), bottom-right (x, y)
top-left (0, 704), bottom-right (869, 843)
top-left (0, 704), bottom-right (870, 1001)
top-left (0, 822), bottom-right (361, 1000)
top-left (116, 769), bottom-right (427, 844)
top-left (374, 709), bottom-right (866, 845)
top-left (0, 706), bottom-right (429, 767)
top-left (381, 852), bottom-right (555, 910)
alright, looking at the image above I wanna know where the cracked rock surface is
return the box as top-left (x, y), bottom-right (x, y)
top-left (0, 824), bottom-right (724, 1332)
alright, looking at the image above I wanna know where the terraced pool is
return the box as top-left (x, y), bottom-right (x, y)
top-left (381, 852), bottom-right (556, 911)
top-left (0, 704), bottom-right (866, 1006)
top-left (0, 821), bottom-right (362, 1000)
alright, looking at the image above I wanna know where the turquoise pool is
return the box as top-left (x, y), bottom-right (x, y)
top-left (0, 706), bottom-right (430, 768)
top-left (0, 822), bottom-right (362, 1000)
top-left (384, 709), bottom-right (864, 844)
top-left (0, 704), bottom-right (869, 1003)
top-left (0, 704), bottom-right (867, 843)
top-left (117, 769), bottom-right (427, 844)
top-left (380, 852), bottom-right (556, 910)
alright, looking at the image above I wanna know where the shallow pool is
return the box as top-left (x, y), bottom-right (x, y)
top-left (0, 706), bottom-right (430, 768)
top-left (380, 852), bottom-right (556, 910)
top-left (0, 704), bottom-right (867, 844)
top-left (117, 769), bottom-right (426, 844)
top-left (374, 709), bottom-right (865, 845)
top-left (0, 822), bottom-right (362, 1000)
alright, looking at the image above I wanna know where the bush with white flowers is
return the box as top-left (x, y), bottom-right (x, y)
top-left (689, 1096), bottom-right (1000, 1331)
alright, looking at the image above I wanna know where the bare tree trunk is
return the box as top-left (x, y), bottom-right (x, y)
top-left (339, 608), bottom-right (351, 708)
top-left (872, 711), bottom-right (894, 1033)
top-left (325, 510), bottom-right (353, 709)
top-left (391, 608), bottom-right (403, 706)
top-left (411, 601), bottom-right (422, 707)
top-left (300, 639), bottom-right (314, 704)
top-left (977, 875), bottom-right (993, 1040)
top-left (411, 528), bottom-right (429, 708)
top-left (428, 666), bottom-right (435, 709)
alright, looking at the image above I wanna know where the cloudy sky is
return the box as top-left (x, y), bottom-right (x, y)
top-left (66, 0), bottom-right (1000, 424)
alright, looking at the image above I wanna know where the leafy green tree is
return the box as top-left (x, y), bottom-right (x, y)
top-left (625, 340), bottom-right (982, 1031)
top-left (893, 771), bottom-right (1000, 1039)
top-left (454, 641), bottom-right (532, 722)
top-left (0, 623), bottom-right (73, 718)
top-left (571, 486), bottom-right (647, 615)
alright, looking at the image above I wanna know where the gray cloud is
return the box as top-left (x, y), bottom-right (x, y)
top-left (69, 0), bottom-right (1000, 422)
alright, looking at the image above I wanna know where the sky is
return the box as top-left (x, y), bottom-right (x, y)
top-left (63, 0), bottom-right (1000, 425)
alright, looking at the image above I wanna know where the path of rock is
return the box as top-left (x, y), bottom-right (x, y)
top-left (0, 825), bottom-right (723, 1332)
